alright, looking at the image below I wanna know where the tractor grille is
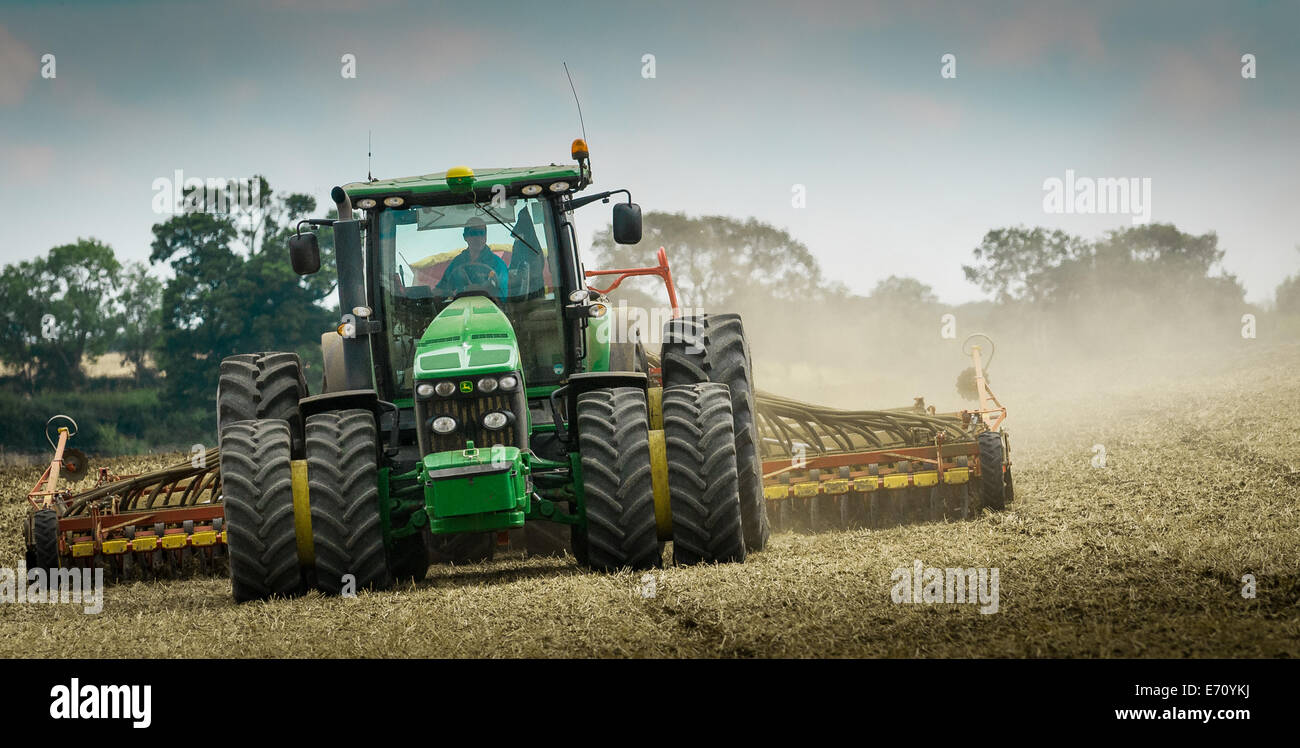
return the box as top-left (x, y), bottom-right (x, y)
top-left (416, 388), bottom-right (528, 456)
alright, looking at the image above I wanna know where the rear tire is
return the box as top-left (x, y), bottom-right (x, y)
top-left (305, 409), bottom-right (392, 594)
top-left (663, 383), bottom-right (745, 565)
top-left (978, 431), bottom-right (1007, 511)
top-left (221, 420), bottom-right (304, 602)
top-left (662, 314), bottom-right (770, 553)
top-left (575, 387), bottom-right (661, 571)
top-left (218, 352), bottom-right (308, 457)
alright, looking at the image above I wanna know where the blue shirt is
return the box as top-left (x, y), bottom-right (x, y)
top-left (436, 246), bottom-right (509, 297)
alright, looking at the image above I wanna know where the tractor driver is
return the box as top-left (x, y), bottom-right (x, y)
top-left (434, 216), bottom-right (509, 298)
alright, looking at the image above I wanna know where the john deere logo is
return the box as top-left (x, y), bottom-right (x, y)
top-left (459, 381), bottom-right (473, 394)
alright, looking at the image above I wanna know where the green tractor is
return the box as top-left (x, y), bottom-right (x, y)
top-left (216, 140), bottom-right (770, 601)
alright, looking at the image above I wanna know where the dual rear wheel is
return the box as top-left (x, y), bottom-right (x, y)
top-left (218, 352), bottom-right (399, 602)
top-left (575, 382), bottom-right (747, 570)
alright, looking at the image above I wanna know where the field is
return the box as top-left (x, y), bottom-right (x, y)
top-left (1, 343), bottom-right (1297, 658)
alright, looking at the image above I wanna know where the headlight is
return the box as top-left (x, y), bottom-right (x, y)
top-left (482, 411), bottom-right (510, 430)
top-left (477, 376), bottom-right (498, 393)
top-left (416, 383), bottom-right (435, 398)
top-left (434, 381), bottom-right (456, 397)
top-left (548, 181), bottom-right (570, 193)
top-left (431, 416), bottom-right (457, 434)
top-left (383, 196), bottom-right (405, 207)
top-left (520, 184), bottom-right (542, 196)
top-left (356, 198), bottom-right (377, 210)
top-left (498, 374), bottom-right (518, 391)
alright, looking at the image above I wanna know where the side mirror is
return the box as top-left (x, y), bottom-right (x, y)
top-left (289, 232), bottom-right (321, 275)
top-left (612, 202), bottom-right (642, 245)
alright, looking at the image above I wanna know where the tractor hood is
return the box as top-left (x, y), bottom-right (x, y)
top-left (414, 295), bottom-right (520, 378)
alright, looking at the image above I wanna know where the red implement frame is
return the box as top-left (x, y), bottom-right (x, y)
top-left (585, 246), bottom-right (682, 318)
top-left (963, 344), bottom-right (1006, 432)
top-left (27, 425), bottom-right (73, 512)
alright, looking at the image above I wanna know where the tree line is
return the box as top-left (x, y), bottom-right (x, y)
top-left (0, 179), bottom-right (337, 452)
top-left (1, 193), bottom-right (1297, 452)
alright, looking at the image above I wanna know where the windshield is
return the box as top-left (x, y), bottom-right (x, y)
top-left (374, 197), bottom-right (566, 397)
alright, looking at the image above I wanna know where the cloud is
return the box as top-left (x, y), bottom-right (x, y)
top-left (976, 4), bottom-right (1106, 66)
top-left (880, 90), bottom-right (963, 128)
top-left (0, 25), bottom-right (39, 107)
top-left (1141, 37), bottom-right (1244, 116)
top-left (1, 144), bottom-right (56, 181)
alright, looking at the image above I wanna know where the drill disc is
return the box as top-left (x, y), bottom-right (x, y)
top-left (61, 448), bottom-right (90, 482)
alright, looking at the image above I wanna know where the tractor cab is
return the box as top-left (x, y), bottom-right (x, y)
top-left (352, 165), bottom-right (584, 402)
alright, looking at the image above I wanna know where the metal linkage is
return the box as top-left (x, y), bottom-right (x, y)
top-left (63, 449), bottom-right (222, 517)
top-left (755, 392), bottom-right (969, 460)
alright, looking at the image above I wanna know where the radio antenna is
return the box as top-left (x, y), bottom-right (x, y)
top-left (563, 62), bottom-right (588, 145)
top-left (367, 130), bottom-right (374, 182)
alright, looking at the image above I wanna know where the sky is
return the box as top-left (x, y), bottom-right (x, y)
top-left (0, 0), bottom-right (1297, 304)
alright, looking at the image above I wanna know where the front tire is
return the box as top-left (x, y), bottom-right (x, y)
top-left (305, 409), bottom-right (392, 594)
top-left (663, 383), bottom-right (745, 565)
top-left (576, 387), bottom-right (661, 571)
top-left (221, 420), bottom-right (304, 602)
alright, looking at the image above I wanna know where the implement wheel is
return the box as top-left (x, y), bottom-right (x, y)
top-left (29, 509), bottom-right (60, 569)
top-left (662, 313), bottom-right (770, 553)
top-left (978, 431), bottom-right (1007, 511)
top-left (306, 409), bottom-right (392, 594)
top-left (575, 387), bottom-right (661, 571)
top-left (1002, 432), bottom-right (1015, 504)
top-left (663, 383), bottom-right (745, 565)
top-left (218, 351), bottom-right (308, 458)
top-left (221, 420), bottom-right (304, 602)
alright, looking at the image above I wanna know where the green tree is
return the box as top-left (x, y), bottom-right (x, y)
top-left (0, 260), bottom-right (44, 391)
top-left (114, 261), bottom-right (163, 382)
top-left (149, 185), bottom-right (336, 406)
top-left (590, 211), bottom-right (831, 309)
top-left (867, 276), bottom-right (939, 308)
top-left (0, 239), bottom-right (121, 390)
top-left (964, 223), bottom-right (1243, 311)
top-left (962, 226), bottom-right (1089, 304)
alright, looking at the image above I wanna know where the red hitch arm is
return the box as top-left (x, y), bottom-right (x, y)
top-left (584, 247), bottom-right (682, 318)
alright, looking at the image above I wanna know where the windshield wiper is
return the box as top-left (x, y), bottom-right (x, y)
top-left (473, 199), bottom-right (543, 256)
